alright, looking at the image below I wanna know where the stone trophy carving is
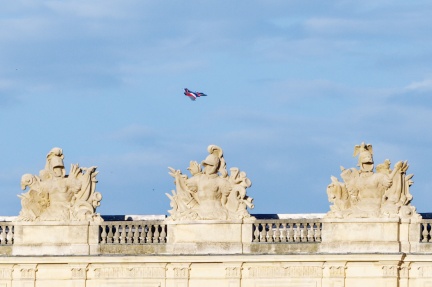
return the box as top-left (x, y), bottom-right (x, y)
top-left (16, 147), bottom-right (102, 222)
top-left (326, 142), bottom-right (418, 219)
top-left (166, 145), bottom-right (254, 220)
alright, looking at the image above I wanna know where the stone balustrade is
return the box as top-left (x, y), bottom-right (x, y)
top-left (420, 219), bottom-right (432, 243)
top-left (4, 216), bottom-right (432, 251)
top-left (252, 219), bottom-right (322, 243)
top-left (98, 218), bottom-right (323, 246)
top-left (0, 224), bottom-right (13, 245)
top-left (99, 220), bottom-right (167, 244)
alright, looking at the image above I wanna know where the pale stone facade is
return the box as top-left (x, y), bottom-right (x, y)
top-left (0, 144), bottom-right (432, 286)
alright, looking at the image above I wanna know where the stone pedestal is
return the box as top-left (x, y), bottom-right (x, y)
top-left (12, 221), bottom-right (100, 256)
top-left (166, 220), bottom-right (252, 254)
top-left (320, 218), bottom-right (401, 253)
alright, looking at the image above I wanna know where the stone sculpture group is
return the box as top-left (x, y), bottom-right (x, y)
top-left (166, 145), bottom-right (254, 221)
top-left (326, 142), bottom-right (418, 219)
top-left (17, 147), bottom-right (102, 222)
top-left (14, 143), bottom-right (420, 222)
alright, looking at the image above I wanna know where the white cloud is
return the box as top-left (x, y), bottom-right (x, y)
top-left (405, 78), bottom-right (432, 92)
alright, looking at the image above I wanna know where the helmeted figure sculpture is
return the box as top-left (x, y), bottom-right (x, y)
top-left (166, 145), bottom-right (254, 221)
top-left (17, 147), bottom-right (103, 222)
top-left (326, 142), bottom-right (418, 219)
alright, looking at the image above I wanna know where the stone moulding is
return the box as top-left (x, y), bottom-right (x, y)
top-left (1, 253), bottom-right (426, 287)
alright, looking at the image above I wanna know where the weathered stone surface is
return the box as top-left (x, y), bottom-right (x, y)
top-left (166, 145), bottom-right (254, 221)
top-left (16, 147), bottom-right (102, 222)
top-left (12, 221), bottom-right (100, 256)
top-left (0, 143), bottom-right (432, 286)
top-left (166, 220), bottom-right (247, 254)
top-left (326, 142), bottom-right (419, 219)
top-left (0, 254), bottom-right (421, 287)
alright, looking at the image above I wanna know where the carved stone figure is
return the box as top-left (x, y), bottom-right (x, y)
top-left (17, 148), bottom-right (103, 222)
top-left (326, 142), bottom-right (419, 219)
top-left (166, 145), bottom-right (254, 221)
top-left (326, 176), bottom-right (351, 218)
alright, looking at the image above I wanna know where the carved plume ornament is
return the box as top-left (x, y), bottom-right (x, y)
top-left (166, 145), bottom-right (254, 220)
top-left (326, 142), bottom-right (419, 219)
top-left (16, 147), bottom-right (103, 222)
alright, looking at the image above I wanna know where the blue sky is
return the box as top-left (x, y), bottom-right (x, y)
top-left (1, 1), bottom-right (432, 216)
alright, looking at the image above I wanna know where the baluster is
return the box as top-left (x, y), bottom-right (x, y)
top-left (292, 223), bottom-right (297, 242)
top-left (6, 226), bottom-right (13, 245)
top-left (259, 223), bottom-right (266, 242)
top-left (257, 223), bottom-right (262, 242)
top-left (0, 225), bottom-right (5, 245)
top-left (113, 225), bottom-right (120, 243)
top-left (288, 223), bottom-right (294, 242)
top-left (274, 222), bottom-right (281, 242)
top-left (422, 223), bottom-right (430, 243)
top-left (315, 222), bottom-right (322, 242)
top-left (428, 223), bottom-right (431, 243)
top-left (133, 224), bottom-right (140, 244)
top-left (119, 224), bottom-right (124, 243)
top-left (300, 223), bottom-right (306, 242)
top-left (153, 224), bottom-right (160, 243)
top-left (294, 223), bottom-right (300, 242)
top-left (139, 224), bottom-right (145, 243)
top-left (107, 224), bottom-right (114, 244)
top-left (142, 225), bottom-right (148, 243)
top-left (160, 224), bottom-right (167, 243)
top-left (100, 224), bottom-right (107, 244)
top-left (280, 223), bottom-right (287, 242)
top-left (139, 224), bottom-right (144, 243)
top-left (117, 224), bottom-right (124, 244)
top-left (253, 223), bottom-right (260, 242)
top-left (307, 223), bottom-right (314, 242)
top-left (120, 224), bottom-right (127, 244)
top-left (146, 224), bottom-right (154, 243)
top-left (266, 223), bottom-right (273, 242)
top-left (126, 224), bottom-right (132, 243)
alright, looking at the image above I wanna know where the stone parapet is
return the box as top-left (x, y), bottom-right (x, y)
top-left (1, 215), bottom-right (429, 256)
top-left (12, 221), bottom-right (99, 256)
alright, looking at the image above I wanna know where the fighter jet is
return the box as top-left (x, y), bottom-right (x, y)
top-left (184, 88), bottom-right (207, 101)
